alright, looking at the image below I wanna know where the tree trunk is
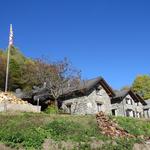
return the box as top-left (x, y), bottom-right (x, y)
top-left (54, 99), bottom-right (58, 108)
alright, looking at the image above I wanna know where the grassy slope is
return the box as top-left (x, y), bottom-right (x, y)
top-left (0, 112), bottom-right (149, 150)
top-left (113, 116), bottom-right (150, 137)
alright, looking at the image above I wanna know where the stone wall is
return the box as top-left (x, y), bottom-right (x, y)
top-left (0, 103), bottom-right (41, 112)
top-left (62, 85), bottom-right (111, 115)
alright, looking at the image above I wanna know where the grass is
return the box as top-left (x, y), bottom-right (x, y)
top-left (0, 112), bottom-right (149, 150)
top-left (113, 116), bottom-right (150, 137)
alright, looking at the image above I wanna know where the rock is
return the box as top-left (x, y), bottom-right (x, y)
top-left (96, 111), bottom-right (134, 138)
top-left (133, 143), bottom-right (150, 150)
top-left (0, 143), bottom-right (16, 150)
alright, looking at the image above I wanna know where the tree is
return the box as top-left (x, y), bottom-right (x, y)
top-left (120, 86), bottom-right (130, 91)
top-left (0, 47), bottom-right (35, 91)
top-left (34, 58), bottom-right (81, 106)
top-left (0, 46), bottom-right (81, 106)
top-left (132, 75), bottom-right (150, 100)
top-left (20, 59), bottom-right (38, 91)
top-left (7, 46), bottom-right (26, 90)
top-left (9, 59), bottom-right (22, 90)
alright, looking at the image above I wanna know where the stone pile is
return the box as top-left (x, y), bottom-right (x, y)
top-left (96, 111), bottom-right (134, 138)
top-left (0, 92), bottom-right (29, 104)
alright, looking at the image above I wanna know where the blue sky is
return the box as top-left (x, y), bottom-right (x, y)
top-left (0, 0), bottom-right (150, 89)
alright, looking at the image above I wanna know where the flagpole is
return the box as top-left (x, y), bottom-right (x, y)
top-left (5, 46), bottom-right (11, 92)
top-left (5, 24), bottom-right (13, 92)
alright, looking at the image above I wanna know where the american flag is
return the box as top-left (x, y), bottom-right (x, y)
top-left (9, 24), bottom-right (13, 46)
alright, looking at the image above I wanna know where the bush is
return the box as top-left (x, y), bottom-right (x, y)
top-left (46, 119), bottom-right (83, 141)
top-left (45, 119), bottom-right (108, 142)
top-left (0, 113), bottom-right (48, 150)
top-left (44, 105), bottom-right (58, 114)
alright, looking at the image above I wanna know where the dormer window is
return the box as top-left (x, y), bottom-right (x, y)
top-left (95, 85), bottom-right (102, 95)
top-left (96, 86), bottom-right (100, 92)
top-left (126, 98), bottom-right (132, 105)
top-left (96, 88), bottom-right (99, 93)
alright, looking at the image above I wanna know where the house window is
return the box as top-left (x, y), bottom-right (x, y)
top-left (136, 112), bottom-right (140, 118)
top-left (97, 103), bottom-right (102, 112)
top-left (126, 109), bottom-right (134, 117)
top-left (126, 110), bottom-right (129, 117)
top-left (136, 112), bottom-right (142, 118)
top-left (95, 86), bottom-right (102, 95)
top-left (139, 112), bottom-right (142, 118)
top-left (135, 102), bottom-right (139, 106)
top-left (144, 109), bottom-right (150, 118)
top-left (136, 102), bottom-right (141, 106)
top-left (133, 111), bottom-right (135, 117)
top-left (126, 98), bottom-right (132, 105)
top-left (66, 104), bottom-right (72, 114)
top-left (112, 109), bottom-right (117, 116)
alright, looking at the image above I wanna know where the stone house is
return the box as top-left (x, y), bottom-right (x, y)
top-left (61, 77), bottom-right (115, 115)
top-left (111, 90), bottom-right (147, 118)
top-left (15, 76), bottom-right (148, 118)
top-left (61, 78), bottom-right (148, 117)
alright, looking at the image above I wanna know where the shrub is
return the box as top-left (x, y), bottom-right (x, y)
top-left (44, 105), bottom-right (58, 114)
top-left (45, 119), bottom-right (108, 142)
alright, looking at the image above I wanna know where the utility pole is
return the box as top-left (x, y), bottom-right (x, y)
top-left (5, 24), bottom-right (13, 92)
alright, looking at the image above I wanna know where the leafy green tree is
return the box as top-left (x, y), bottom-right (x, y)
top-left (132, 75), bottom-right (150, 100)
top-left (0, 47), bottom-right (29, 91)
top-left (20, 59), bottom-right (38, 91)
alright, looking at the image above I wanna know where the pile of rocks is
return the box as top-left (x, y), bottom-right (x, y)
top-left (0, 92), bottom-right (29, 104)
top-left (96, 111), bottom-right (134, 138)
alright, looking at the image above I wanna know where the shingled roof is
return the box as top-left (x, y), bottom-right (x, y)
top-left (61, 77), bottom-right (102, 94)
top-left (32, 76), bottom-right (116, 101)
top-left (112, 89), bottom-right (147, 105)
top-left (63, 76), bottom-right (116, 98)
top-left (113, 90), bottom-right (130, 99)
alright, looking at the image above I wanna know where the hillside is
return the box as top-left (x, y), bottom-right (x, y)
top-left (0, 112), bottom-right (150, 150)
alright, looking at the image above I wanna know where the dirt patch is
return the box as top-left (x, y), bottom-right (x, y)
top-left (133, 143), bottom-right (150, 150)
top-left (42, 139), bottom-right (77, 150)
top-left (42, 139), bottom-right (104, 150)
top-left (0, 143), bottom-right (16, 150)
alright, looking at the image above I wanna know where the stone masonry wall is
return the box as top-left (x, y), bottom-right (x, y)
top-left (0, 103), bottom-right (41, 112)
top-left (62, 85), bottom-right (111, 115)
